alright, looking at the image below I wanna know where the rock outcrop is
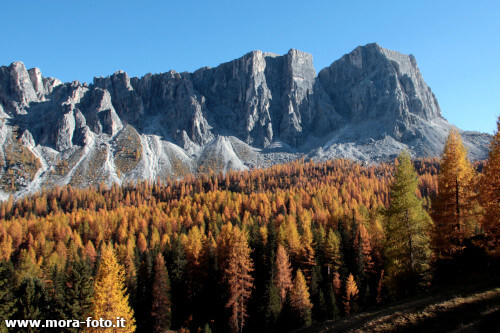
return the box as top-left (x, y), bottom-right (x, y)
top-left (0, 43), bottom-right (492, 199)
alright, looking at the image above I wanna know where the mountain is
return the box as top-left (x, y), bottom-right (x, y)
top-left (0, 43), bottom-right (492, 198)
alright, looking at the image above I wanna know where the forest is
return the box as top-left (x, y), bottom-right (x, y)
top-left (0, 120), bottom-right (499, 332)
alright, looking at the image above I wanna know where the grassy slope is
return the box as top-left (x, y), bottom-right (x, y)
top-left (297, 285), bottom-right (500, 333)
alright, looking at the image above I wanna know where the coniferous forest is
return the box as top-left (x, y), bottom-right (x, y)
top-left (0, 120), bottom-right (499, 332)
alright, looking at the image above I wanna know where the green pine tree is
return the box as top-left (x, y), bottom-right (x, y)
top-left (64, 259), bottom-right (94, 328)
top-left (167, 237), bottom-right (188, 329)
top-left (13, 277), bottom-right (51, 330)
top-left (135, 252), bottom-right (154, 333)
top-left (0, 261), bottom-right (16, 333)
top-left (47, 265), bottom-right (67, 319)
top-left (325, 283), bottom-right (339, 320)
top-left (263, 280), bottom-right (281, 331)
top-left (384, 151), bottom-right (433, 296)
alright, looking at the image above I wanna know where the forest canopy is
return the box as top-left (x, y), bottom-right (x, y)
top-left (0, 119), bottom-right (499, 332)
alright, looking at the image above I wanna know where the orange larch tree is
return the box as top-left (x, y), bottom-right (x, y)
top-left (274, 244), bottom-right (293, 303)
top-left (480, 117), bottom-right (500, 255)
top-left (432, 129), bottom-right (477, 257)
top-left (151, 253), bottom-right (171, 333)
top-left (225, 225), bottom-right (254, 333)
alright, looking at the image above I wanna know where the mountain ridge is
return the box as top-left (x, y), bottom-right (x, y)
top-left (0, 43), bottom-right (492, 199)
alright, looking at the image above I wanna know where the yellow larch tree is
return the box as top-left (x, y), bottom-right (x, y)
top-left (89, 244), bottom-right (135, 333)
top-left (433, 129), bottom-right (477, 257)
top-left (289, 269), bottom-right (312, 327)
top-left (480, 117), bottom-right (500, 254)
top-left (298, 221), bottom-right (315, 284)
top-left (343, 273), bottom-right (358, 316)
top-left (324, 228), bottom-right (342, 273)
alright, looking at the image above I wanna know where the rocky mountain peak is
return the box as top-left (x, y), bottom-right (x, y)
top-left (318, 43), bottom-right (442, 133)
top-left (0, 44), bottom-right (492, 199)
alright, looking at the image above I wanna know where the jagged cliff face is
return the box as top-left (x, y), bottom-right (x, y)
top-left (0, 43), bottom-right (492, 198)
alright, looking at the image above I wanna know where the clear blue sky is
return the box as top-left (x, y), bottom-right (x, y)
top-left (2, 0), bottom-right (499, 133)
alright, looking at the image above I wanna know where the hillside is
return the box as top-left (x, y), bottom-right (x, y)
top-left (298, 286), bottom-right (500, 332)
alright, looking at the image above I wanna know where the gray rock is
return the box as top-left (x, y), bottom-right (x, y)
top-left (0, 43), bottom-right (493, 198)
top-left (28, 68), bottom-right (45, 100)
top-left (20, 129), bottom-right (35, 149)
top-left (0, 61), bottom-right (39, 115)
top-left (54, 110), bottom-right (76, 151)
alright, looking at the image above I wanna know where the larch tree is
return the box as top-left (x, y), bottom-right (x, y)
top-left (288, 270), bottom-right (312, 328)
top-left (298, 222), bottom-right (315, 284)
top-left (225, 225), bottom-right (254, 333)
top-left (433, 129), bottom-right (477, 257)
top-left (216, 223), bottom-right (234, 281)
top-left (385, 151), bottom-right (433, 295)
top-left (355, 223), bottom-right (374, 275)
top-left (90, 244), bottom-right (136, 333)
top-left (343, 273), bottom-right (358, 316)
top-left (274, 244), bottom-right (293, 303)
top-left (324, 229), bottom-right (342, 274)
top-left (480, 117), bottom-right (500, 255)
top-left (151, 253), bottom-right (172, 333)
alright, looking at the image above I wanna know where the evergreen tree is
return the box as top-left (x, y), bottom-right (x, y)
top-left (167, 236), bottom-right (188, 329)
top-left (202, 322), bottom-right (213, 333)
top-left (263, 280), bottom-right (281, 332)
top-left (151, 253), bottom-right (172, 333)
top-left (90, 244), bottom-right (136, 332)
top-left (309, 265), bottom-right (325, 321)
top-left (480, 117), bottom-right (500, 254)
top-left (325, 283), bottom-right (339, 320)
top-left (385, 151), bottom-right (433, 296)
top-left (64, 259), bottom-right (94, 326)
top-left (135, 252), bottom-right (153, 332)
top-left (47, 265), bottom-right (67, 319)
top-left (0, 261), bottom-right (15, 333)
top-left (13, 277), bottom-right (51, 330)
top-left (198, 235), bottom-right (220, 330)
top-left (433, 130), bottom-right (477, 257)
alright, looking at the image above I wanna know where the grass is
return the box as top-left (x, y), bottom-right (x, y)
top-left (298, 284), bottom-right (500, 333)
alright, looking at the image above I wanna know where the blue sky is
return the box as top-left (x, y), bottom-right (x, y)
top-left (2, 0), bottom-right (499, 133)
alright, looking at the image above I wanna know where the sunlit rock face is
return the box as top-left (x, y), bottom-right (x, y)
top-left (0, 44), bottom-right (491, 199)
